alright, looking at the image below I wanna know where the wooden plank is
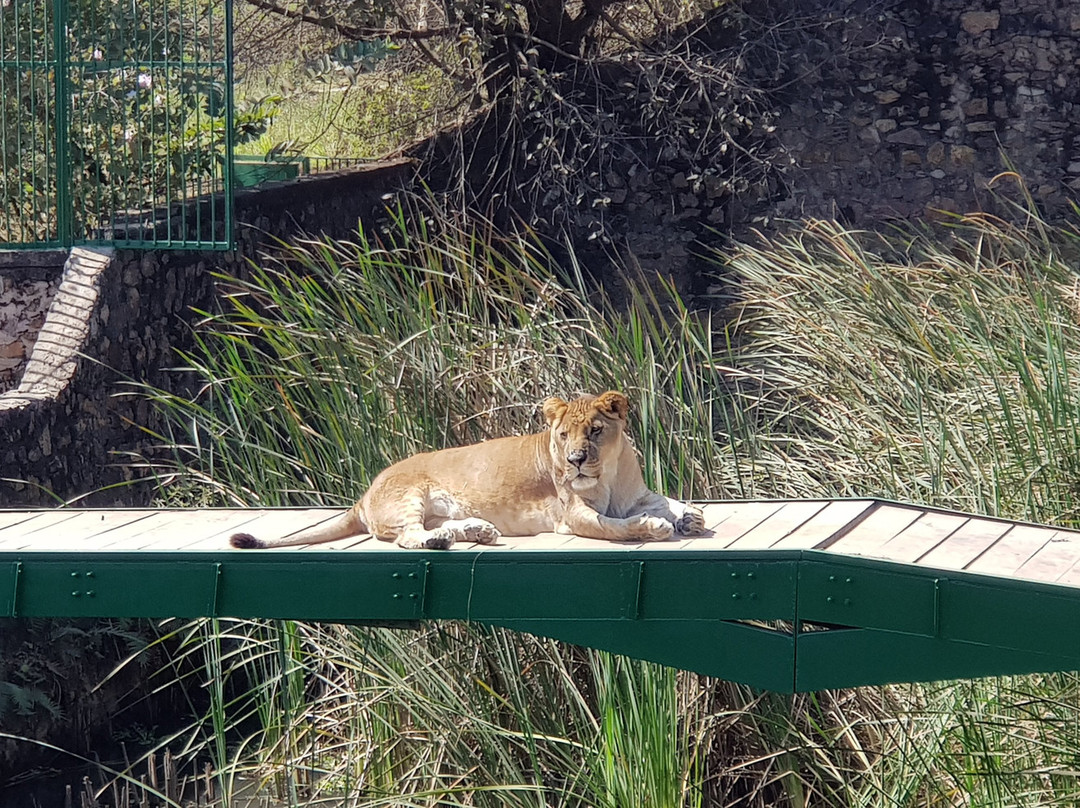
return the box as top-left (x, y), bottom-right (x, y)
top-left (770, 500), bottom-right (877, 550)
top-left (6, 510), bottom-right (160, 551)
top-left (0, 511), bottom-right (85, 550)
top-left (636, 536), bottom-right (698, 551)
top-left (914, 518), bottom-right (1012, 571)
top-left (1052, 554), bottom-right (1080, 587)
top-left (826, 504), bottom-right (924, 557)
top-left (100, 510), bottom-right (268, 551)
top-left (503, 532), bottom-right (576, 550)
top-left (553, 536), bottom-right (645, 551)
top-left (296, 534), bottom-right (380, 551)
top-left (699, 502), bottom-right (748, 533)
top-left (0, 511), bottom-right (53, 535)
top-left (1014, 536), bottom-right (1080, 584)
top-left (965, 524), bottom-right (1060, 577)
top-left (873, 512), bottom-right (970, 564)
top-left (684, 501), bottom-right (787, 550)
top-left (189, 509), bottom-right (345, 551)
top-left (725, 501), bottom-right (830, 550)
top-left (725, 501), bottom-right (833, 553)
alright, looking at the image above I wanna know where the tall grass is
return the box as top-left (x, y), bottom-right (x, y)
top-left (714, 212), bottom-right (1080, 524)
top-left (136, 200), bottom-right (1080, 807)
top-left (145, 204), bottom-right (728, 507)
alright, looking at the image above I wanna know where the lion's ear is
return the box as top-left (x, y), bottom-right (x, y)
top-left (595, 391), bottom-right (629, 421)
top-left (542, 397), bottom-right (568, 425)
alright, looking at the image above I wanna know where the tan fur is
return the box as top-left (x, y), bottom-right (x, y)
top-left (230, 391), bottom-right (705, 550)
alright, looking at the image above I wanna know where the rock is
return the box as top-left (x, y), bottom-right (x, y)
top-left (927, 142), bottom-right (946, 167)
top-left (963, 98), bottom-right (988, 116)
top-left (949, 145), bottom-right (977, 169)
top-left (858, 126), bottom-right (881, 144)
top-left (960, 10), bottom-right (1000, 36)
top-left (0, 339), bottom-right (24, 359)
top-left (901, 150), bottom-right (923, 167)
top-left (886, 128), bottom-right (927, 146)
top-left (874, 90), bottom-right (901, 104)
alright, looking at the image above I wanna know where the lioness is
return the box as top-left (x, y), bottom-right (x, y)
top-left (230, 391), bottom-right (705, 550)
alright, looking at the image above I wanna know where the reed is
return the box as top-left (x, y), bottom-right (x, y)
top-left (134, 199), bottom-right (1080, 807)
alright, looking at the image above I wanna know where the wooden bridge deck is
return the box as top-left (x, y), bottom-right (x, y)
top-left (4, 499), bottom-right (1080, 692)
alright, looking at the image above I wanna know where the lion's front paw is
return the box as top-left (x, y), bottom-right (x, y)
top-left (675, 504), bottom-right (706, 536)
top-left (637, 515), bottom-right (675, 542)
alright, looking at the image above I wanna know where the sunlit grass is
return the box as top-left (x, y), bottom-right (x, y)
top-left (234, 61), bottom-right (463, 160)
top-left (713, 212), bottom-right (1080, 525)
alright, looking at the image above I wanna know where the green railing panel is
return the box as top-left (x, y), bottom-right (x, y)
top-left (0, 0), bottom-right (60, 245)
top-left (799, 558), bottom-right (940, 637)
top-left (0, 0), bottom-right (234, 249)
top-left (15, 560), bottom-right (220, 617)
top-left (491, 618), bottom-right (798, 695)
top-left (217, 560), bottom-right (429, 621)
top-left (794, 628), bottom-right (1080, 692)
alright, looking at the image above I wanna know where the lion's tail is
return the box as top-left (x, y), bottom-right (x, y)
top-left (230, 504), bottom-right (368, 549)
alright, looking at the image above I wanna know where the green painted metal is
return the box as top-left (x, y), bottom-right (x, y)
top-left (0, 0), bottom-right (234, 249)
top-left (6, 537), bottom-right (1080, 693)
top-left (233, 155), bottom-right (309, 188)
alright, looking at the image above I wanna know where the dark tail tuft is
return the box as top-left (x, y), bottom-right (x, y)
top-left (230, 532), bottom-right (265, 549)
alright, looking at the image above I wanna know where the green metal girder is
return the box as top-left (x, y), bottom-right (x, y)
top-left (3, 547), bottom-right (1080, 692)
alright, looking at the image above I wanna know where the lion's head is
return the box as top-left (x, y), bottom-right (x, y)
top-left (542, 391), bottom-right (630, 490)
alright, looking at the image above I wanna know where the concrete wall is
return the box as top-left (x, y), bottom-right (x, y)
top-left (0, 160), bottom-right (413, 506)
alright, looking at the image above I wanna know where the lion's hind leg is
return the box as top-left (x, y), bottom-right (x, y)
top-left (370, 486), bottom-right (499, 550)
top-left (364, 486), bottom-right (456, 550)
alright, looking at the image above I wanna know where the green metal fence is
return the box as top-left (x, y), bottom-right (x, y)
top-left (0, 0), bottom-right (234, 249)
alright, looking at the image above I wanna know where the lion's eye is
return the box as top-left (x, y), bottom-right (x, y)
top-left (558, 431), bottom-right (568, 440)
top-left (590, 424), bottom-right (603, 436)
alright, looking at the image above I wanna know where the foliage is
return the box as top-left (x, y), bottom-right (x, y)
top-left (0, 0), bottom-right (273, 243)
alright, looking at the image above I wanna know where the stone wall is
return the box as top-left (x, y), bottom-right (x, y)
top-left (0, 253), bottom-right (65, 394)
top-left (0, 160), bottom-right (413, 506)
top-left (751, 0), bottom-right (1080, 223)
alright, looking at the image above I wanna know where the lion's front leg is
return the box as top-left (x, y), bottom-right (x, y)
top-left (632, 492), bottom-right (706, 536)
top-left (557, 500), bottom-right (674, 542)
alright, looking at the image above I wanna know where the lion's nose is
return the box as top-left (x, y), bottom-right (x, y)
top-left (567, 448), bottom-right (587, 467)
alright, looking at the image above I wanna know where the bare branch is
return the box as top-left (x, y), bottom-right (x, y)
top-left (242, 0), bottom-right (458, 41)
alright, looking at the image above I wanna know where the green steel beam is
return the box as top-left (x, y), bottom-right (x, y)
top-left (3, 546), bottom-right (1080, 692)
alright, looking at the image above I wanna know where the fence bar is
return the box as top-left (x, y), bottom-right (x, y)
top-left (1, 0), bottom-right (234, 250)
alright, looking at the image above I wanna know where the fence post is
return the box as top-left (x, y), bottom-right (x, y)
top-left (223, 0), bottom-right (236, 245)
top-left (51, 0), bottom-right (71, 245)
